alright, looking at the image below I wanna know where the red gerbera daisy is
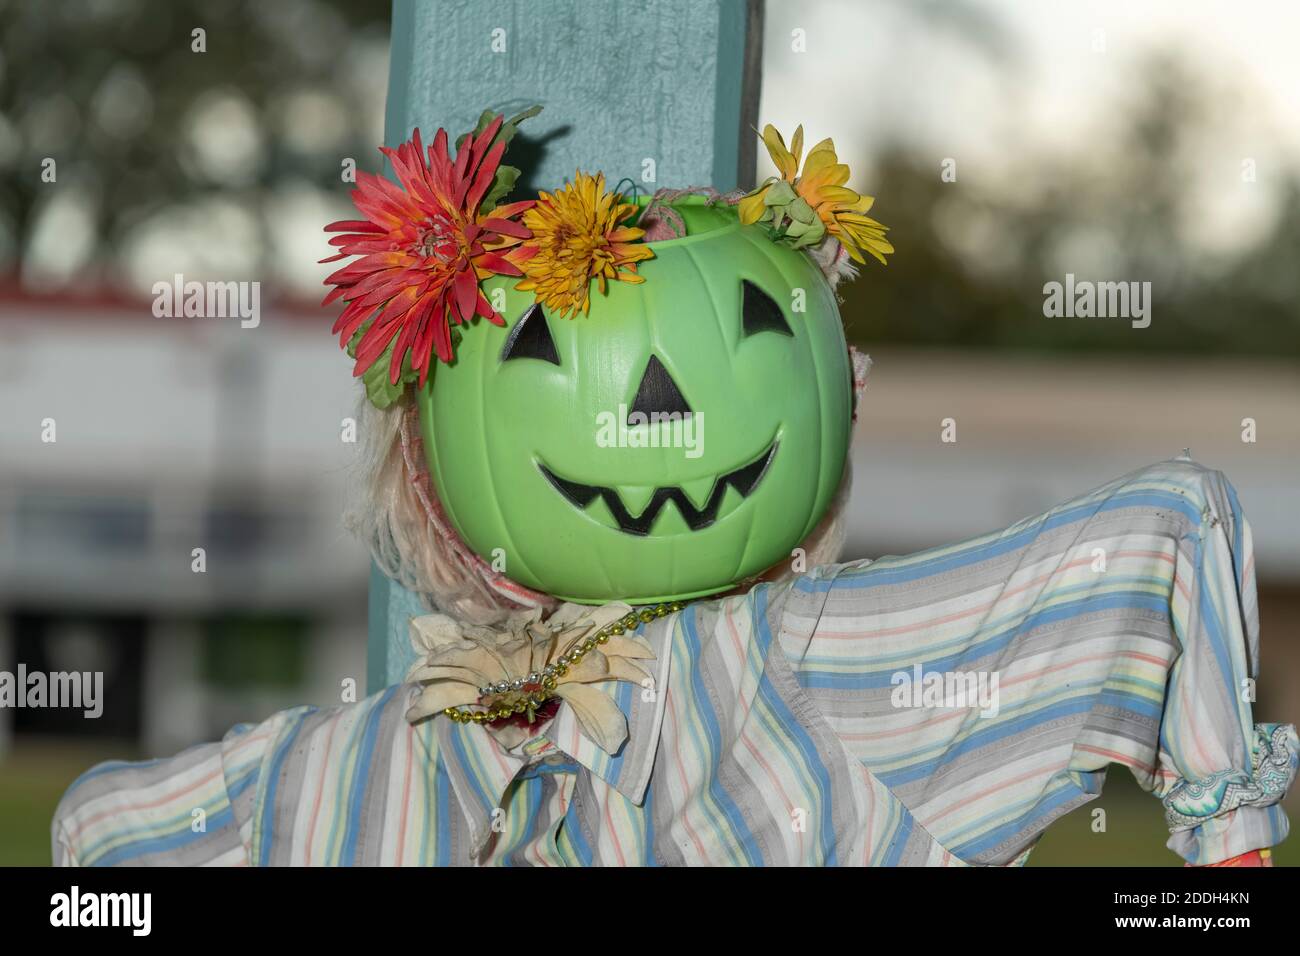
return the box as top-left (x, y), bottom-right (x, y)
top-left (321, 114), bottom-right (535, 386)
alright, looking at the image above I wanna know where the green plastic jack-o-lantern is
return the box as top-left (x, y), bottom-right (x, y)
top-left (417, 197), bottom-right (852, 604)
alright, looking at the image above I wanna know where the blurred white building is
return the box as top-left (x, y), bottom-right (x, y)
top-left (3, 290), bottom-right (1298, 761)
top-left (0, 288), bottom-right (370, 757)
top-left (846, 348), bottom-right (1300, 578)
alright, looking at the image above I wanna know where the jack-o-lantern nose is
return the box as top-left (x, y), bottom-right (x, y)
top-left (628, 355), bottom-right (693, 424)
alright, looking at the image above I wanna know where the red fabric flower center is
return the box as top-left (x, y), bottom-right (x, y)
top-left (416, 216), bottom-right (464, 263)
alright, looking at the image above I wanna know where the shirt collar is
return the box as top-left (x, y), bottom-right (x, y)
top-left (423, 611), bottom-right (674, 856)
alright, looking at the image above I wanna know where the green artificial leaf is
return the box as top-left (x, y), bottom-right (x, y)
top-left (483, 163), bottom-right (522, 213)
top-left (785, 195), bottom-right (817, 224)
top-left (752, 187), bottom-right (827, 250)
top-left (457, 104), bottom-right (542, 150)
top-left (787, 217), bottom-right (826, 249)
top-left (348, 316), bottom-right (420, 409)
top-left (495, 104), bottom-right (543, 148)
top-left (763, 179), bottom-right (796, 207)
top-left (361, 344), bottom-right (418, 409)
top-left (781, 196), bottom-right (825, 249)
top-left (455, 105), bottom-right (543, 211)
top-left (455, 110), bottom-right (494, 150)
top-left (344, 317), bottom-right (370, 361)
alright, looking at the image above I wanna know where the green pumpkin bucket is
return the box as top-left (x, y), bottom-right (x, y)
top-left (417, 196), bottom-right (853, 604)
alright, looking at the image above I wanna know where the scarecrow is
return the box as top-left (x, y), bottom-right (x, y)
top-left (53, 110), bottom-right (1295, 867)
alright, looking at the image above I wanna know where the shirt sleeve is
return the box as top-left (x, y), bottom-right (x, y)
top-left (51, 709), bottom-right (307, 866)
top-left (776, 459), bottom-right (1297, 866)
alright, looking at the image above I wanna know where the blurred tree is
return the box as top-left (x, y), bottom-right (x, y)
top-left (0, 0), bottom-right (390, 293)
top-left (842, 48), bottom-right (1300, 358)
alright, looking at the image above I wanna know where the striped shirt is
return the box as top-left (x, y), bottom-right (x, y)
top-left (52, 459), bottom-right (1298, 866)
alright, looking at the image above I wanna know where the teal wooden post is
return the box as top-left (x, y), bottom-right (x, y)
top-left (365, 561), bottom-right (390, 693)
top-left (367, 0), bottom-right (762, 693)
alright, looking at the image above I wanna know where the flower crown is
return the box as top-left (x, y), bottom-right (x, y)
top-left (321, 107), bottom-right (892, 408)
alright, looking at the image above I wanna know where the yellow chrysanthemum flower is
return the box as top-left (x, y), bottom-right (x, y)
top-left (739, 124), bottom-right (893, 266)
top-left (516, 171), bottom-right (654, 317)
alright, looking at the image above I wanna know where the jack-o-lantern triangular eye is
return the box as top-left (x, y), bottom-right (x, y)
top-left (500, 303), bottom-right (560, 365)
top-left (741, 280), bottom-right (793, 338)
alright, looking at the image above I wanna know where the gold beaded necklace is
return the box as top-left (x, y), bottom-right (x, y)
top-left (443, 601), bottom-right (687, 725)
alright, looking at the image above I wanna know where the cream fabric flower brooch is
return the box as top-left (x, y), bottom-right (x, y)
top-left (405, 602), bottom-right (660, 752)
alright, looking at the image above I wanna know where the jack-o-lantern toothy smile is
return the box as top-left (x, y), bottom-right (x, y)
top-left (538, 441), bottom-right (778, 536)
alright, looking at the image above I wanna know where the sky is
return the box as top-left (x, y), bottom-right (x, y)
top-left (760, 0), bottom-right (1300, 255)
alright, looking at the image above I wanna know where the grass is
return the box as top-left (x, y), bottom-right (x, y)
top-left (0, 741), bottom-right (139, 866)
top-left (1025, 772), bottom-right (1296, 866)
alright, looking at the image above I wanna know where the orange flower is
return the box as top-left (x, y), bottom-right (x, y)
top-left (739, 124), bottom-right (893, 266)
top-left (515, 172), bottom-right (653, 318)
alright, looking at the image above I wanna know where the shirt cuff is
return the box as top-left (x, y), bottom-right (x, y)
top-left (1163, 723), bottom-right (1298, 865)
